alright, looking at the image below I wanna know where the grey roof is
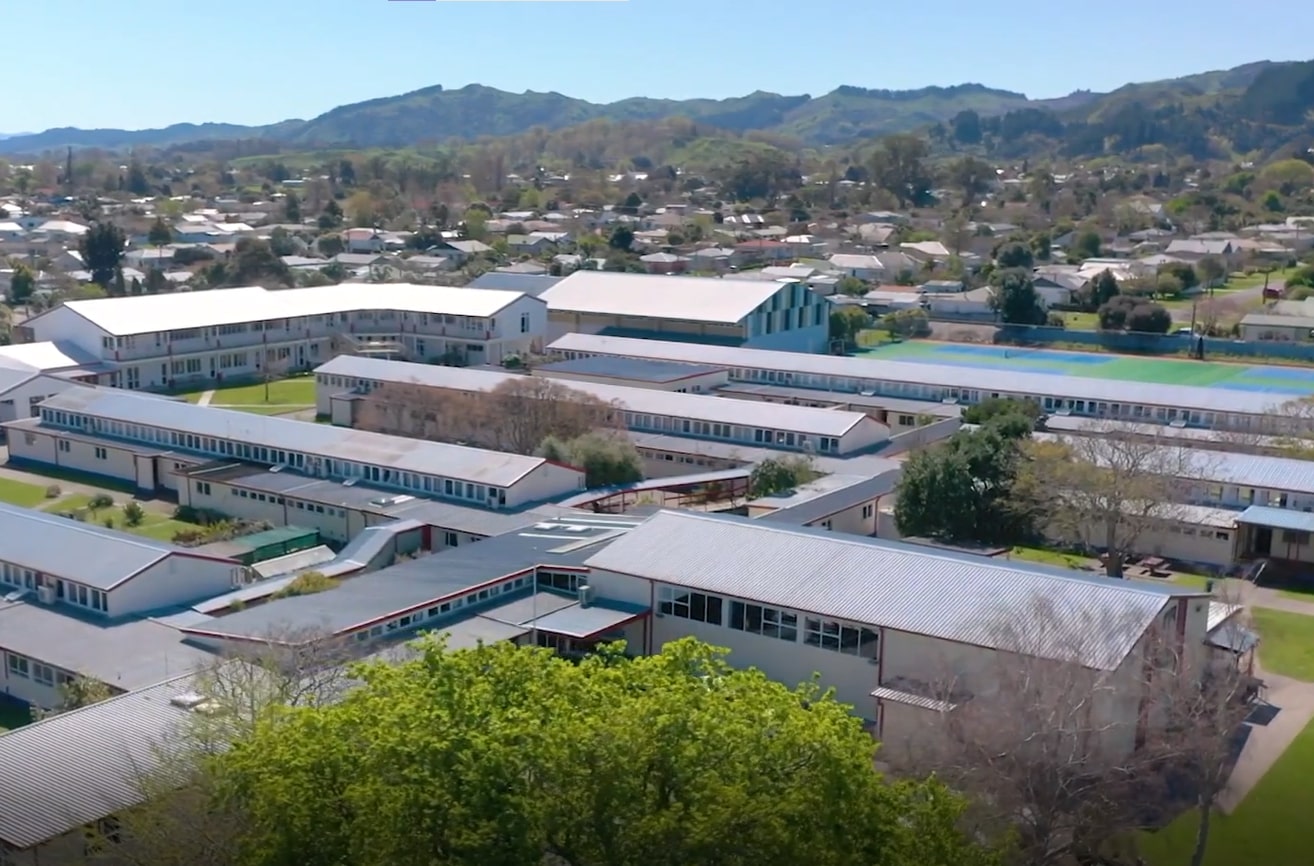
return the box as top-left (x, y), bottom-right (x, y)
top-left (1240, 313), bottom-right (1314, 329)
top-left (181, 515), bottom-right (643, 640)
top-left (754, 470), bottom-right (901, 526)
top-left (315, 356), bottom-right (878, 440)
top-left (38, 386), bottom-right (551, 488)
top-left (1235, 504), bottom-right (1314, 532)
top-left (715, 382), bottom-right (963, 418)
top-left (0, 363), bottom-right (39, 393)
top-left (583, 511), bottom-right (1199, 670)
top-left (466, 272), bottom-right (563, 295)
top-left (529, 601), bottom-right (648, 638)
top-left (547, 334), bottom-right (1307, 417)
top-left (0, 602), bottom-right (215, 691)
top-left (192, 465), bottom-right (556, 537)
top-left (0, 673), bottom-right (199, 849)
top-left (534, 355), bottom-right (727, 384)
top-left (0, 501), bottom-right (193, 590)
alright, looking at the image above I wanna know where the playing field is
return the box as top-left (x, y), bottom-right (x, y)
top-left (858, 342), bottom-right (1314, 396)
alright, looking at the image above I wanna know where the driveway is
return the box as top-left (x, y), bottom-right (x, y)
top-left (1216, 664), bottom-right (1314, 813)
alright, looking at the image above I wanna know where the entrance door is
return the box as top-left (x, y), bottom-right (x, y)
top-left (1253, 526), bottom-right (1273, 557)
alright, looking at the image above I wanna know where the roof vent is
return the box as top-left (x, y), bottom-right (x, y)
top-left (169, 691), bottom-right (209, 710)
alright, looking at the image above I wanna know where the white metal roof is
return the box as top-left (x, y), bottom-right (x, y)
top-left (584, 510), bottom-right (1198, 671)
top-left (39, 386), bottom-right (557, 489)
top-left (548, 333), bottom-right (1305, 416)
top-left (540, 271), bottom-right (792, 324)
top-left (0, 340), bottom-right (101, 373)
top-left (318, 356), bottom-right (880, 440)
top-left (47, 283), bottom-right (537, 337)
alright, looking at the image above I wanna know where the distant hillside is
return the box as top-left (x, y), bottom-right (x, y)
top-left (1, 59), bottom-right (1311, 161)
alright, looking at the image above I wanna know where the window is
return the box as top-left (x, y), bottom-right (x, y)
top-left (729, 601), bottom-right (798, 642)
top-left (93, 446), bottom-right (107, 460)
top-left (195, 481), bottom-right (211, 496)
top-left (861, 503), bottom-right (874, 519)
top-left (520, 312), bottom-right (531, 333)
top-left (803, 618), bottom-right (879, 658)
top-left (6, 654), bottom-right (29, 678)
top-left (443, 531), bottom-right (459, 547)
top-left (32, 662), bottom-right (55, 686)
top-left (57, 439), bottom-right (71, 453)
top-left (657, 586), bottom-right (723, 625)
top-left (1282, 529), bottom-right (1311, 546)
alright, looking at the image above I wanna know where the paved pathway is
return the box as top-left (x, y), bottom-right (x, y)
top-left (1232, 580), bottom-right (1314, 616)
top-left (195, 389), bottom-right (216, 406)
top-left (1217, 664), bottom-right (1314, 813)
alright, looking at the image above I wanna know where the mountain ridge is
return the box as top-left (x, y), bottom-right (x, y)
top-left (0, 60), bottom-right (1309, 158)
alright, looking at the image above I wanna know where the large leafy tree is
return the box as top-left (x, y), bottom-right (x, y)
top-left (78, 220), bottom-right (126, 287)
top-left (208, 639), bottom-right (997, 866)
top-left (895, 411), bottom-right (1038, 544)
top-left (990, 268), bottom-right (1046, 325)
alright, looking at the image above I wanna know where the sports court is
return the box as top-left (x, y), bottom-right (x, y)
top-left (858, 342), bottom-right (1314, 396)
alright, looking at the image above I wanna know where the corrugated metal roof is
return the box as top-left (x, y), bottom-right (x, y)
top-left (1236, 504), bottom-right (1314, 532)
top-left (317, 356), bottom-right (879, 440)
top-left (754, 470), bottom-right (901, 526)
top-left (39, 386), bottom-right (553, 488)
top-left (530, 601), bottom-right (648, 638)
top-left (46, 283), bottom-right (535, 336)
top-left (584, 511), bottom-right (1198, 671)
top-left (541, 272), bottom-right (791, 324)
top-left (0, 603), bottom-right (216, 690)
top-left (534, 355), bottom-right (727, 383)
top-left (466, 272), bottom-right (563, 296)
top-left (548, 334), bottom-right (1306, 416)
top-left (0, 674), bottom-right (199, 849)
top-left (0, 501), bottom-right (183, 590)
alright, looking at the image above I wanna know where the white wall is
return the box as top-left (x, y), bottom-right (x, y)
top-left (507, 461), bottom-right (586, 507)
top-left (21, 306), bottom-right (110, 361)
top-left (837, 417), bottom-right (892, 454)
top-left (109, 555), bottom-right (241, 616)
top-left (0, 376), bottom-right (80, 425)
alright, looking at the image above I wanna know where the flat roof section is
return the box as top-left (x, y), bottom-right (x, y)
top-left (534, 355), bottom-right (727, 384)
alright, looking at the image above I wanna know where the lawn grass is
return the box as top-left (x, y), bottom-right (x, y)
top-left (202, 377), bottom-right (315, 406)
top-left (42, 493), bottom-right (93, 513)
top-left (218, 404), bottom-right (309, 416)
top-left (129, 515), bottom-right (200, 542)
top-left (1250, 607), bottom-right (1314, 681)
top-left (1063, 311), bottom-right (1100, 331)
top-left (1008, 546), bottom-right (1090, 569)
top-left (1139, 715), bottom-right (1314, 866)
top-left (1275, 584), bottom-right (1314, 604)
top-left (0, 477), bottom-right (52, 508)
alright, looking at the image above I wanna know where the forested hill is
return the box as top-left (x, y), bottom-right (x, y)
top-left (2, 59), bottom-right (1312, 161)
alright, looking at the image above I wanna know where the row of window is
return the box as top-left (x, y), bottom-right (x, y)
top-left (102, 312), bottom-right (504, 350)
top-left (5, 651), bottom-right (73, 688)
top-left (351, 575), bottom-right (535, 644)
top-left (42, 409), bottom-right (510, 508)
top-left (656, 586), bottom-right (879, 659)
top-left (618, 411), bottom-right (840, 452)
top-left (549, 355), bottom-right (1276, 435)
top-left (0, 564), bottom-right (109, 613)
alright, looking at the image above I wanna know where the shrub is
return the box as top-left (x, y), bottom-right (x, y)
top-left (171, 528), bottom-right (206, 545)
top-left (102, 516), bottom-right (115, 529)
top-left (122, 501), bottom-right (145, 527)
top-left (44, 485), bottom-right (61, 499)
top-left (88, 493), bottom-right (115, 512)
top-left (271, 570), bottom-right (340, 599)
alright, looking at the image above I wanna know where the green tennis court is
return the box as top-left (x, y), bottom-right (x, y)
top-left (858, 341), bottom-right (1314, 396)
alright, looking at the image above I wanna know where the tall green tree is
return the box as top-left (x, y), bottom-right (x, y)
top-left (990, 268), bottom-right (1046, 325)
top-left (126, 159), bottom-right (151, 196)
top-left (79, 221), bottom-right (127, 287)
top-left (207, 639), bottom-right (997, 866)
top-left (895, 413), bottom-right (1037, 544)
top-left (7, 261), bottom-right (35, 305)
top-left (1088, 269), bottom-right (1120, 308)
top-left (868, 134), bottom-right (932, 207)
top-left (147, 217), bottom-right (173, 247)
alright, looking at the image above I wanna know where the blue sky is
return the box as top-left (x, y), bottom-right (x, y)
top-left (7, 0), bottom-right (1311, 132)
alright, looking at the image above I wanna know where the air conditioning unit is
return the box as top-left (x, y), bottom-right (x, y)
top-left (36, 585), bottom-right (56, 605)
top-left (577, 584), bottom-right (594, 607)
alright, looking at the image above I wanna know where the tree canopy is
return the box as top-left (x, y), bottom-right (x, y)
top-left (78, 220), bottom-right (126, 288)
top-left (203, 638), bottom-right (997, 866)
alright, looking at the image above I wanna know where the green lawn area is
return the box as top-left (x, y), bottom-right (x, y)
top-left (1275, 584), bottom-right (1314, 603)
top-left (181, 376), bottom-right (315, 407)
top-left (0, 477), bottom-right (52, 508)
top-left (1250, 608), bottom-right (1314, 681)
top-left (1140, 716), bottom-right (1314, 866)
top-left (130, 514), bottom-right (201, 542)
top-left (1008, 546), bottom-right (1090, 569)
top-left (1063, 311), bottom-right (1100, 331)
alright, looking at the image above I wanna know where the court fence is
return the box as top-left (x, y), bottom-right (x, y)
top-left (983, 325), bottom-right (1314, 363)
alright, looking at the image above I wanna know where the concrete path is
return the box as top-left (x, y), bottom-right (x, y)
top-left (1233, 580), bottom-right (1314, 617)
top-left (1216, 665), bottom-right (1314, 813)
top-left (195, 389), bottom-right (216, 406)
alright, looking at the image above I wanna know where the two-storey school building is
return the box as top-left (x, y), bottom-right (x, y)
top-left (15, 283), bottom-right (548, 391)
